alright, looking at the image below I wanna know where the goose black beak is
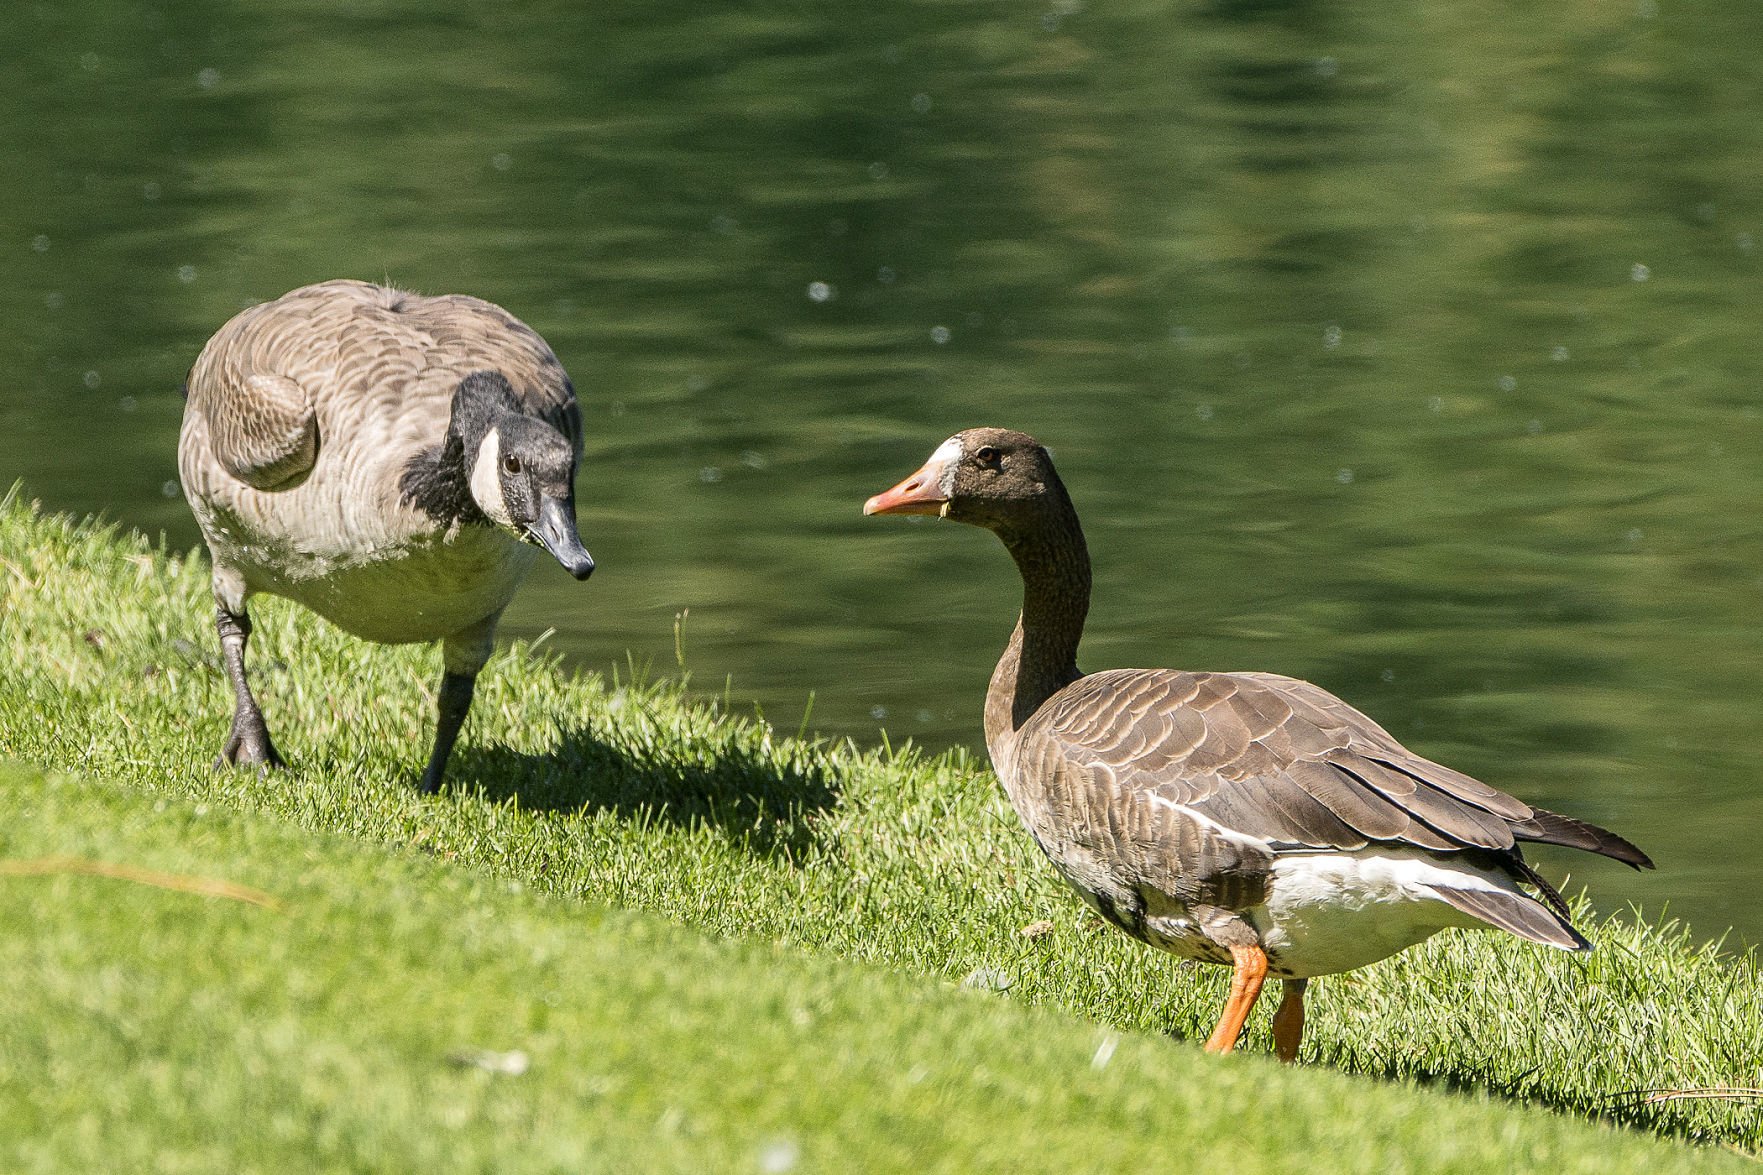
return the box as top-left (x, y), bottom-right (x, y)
top-left (531, 495), bottom-right (596, 580)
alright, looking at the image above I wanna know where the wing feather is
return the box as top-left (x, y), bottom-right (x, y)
top-left (1008, 665), bottom-right (1648, 936)
top-left (1023, 669), bottom-right (1539, 858)
top-left (190, 371), bottom-right (318, 491)
top-left (1431, 886), bottom-right (1590, 951)
top-left (1337, 756), bottom-right (1514, 849)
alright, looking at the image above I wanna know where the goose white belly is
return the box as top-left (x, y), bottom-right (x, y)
top-left (1249, 849), bottom-right (1508, 978)
top-left (186, 435), bottom-right (539, 645)
top-left (1131, 849), bottom-right (1512, 977)
top-left (244, 525), bottom-right (537, 645)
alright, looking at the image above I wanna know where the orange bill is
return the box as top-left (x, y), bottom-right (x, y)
top-left (863, 439), bottom-right (959, 516)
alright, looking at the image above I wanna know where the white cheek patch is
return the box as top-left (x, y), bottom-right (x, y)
top-left (469, 428), bottom-right (515, 527)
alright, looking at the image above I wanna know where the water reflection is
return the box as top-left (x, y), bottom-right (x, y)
top-left (2, 0), bottom-right (1760, 942)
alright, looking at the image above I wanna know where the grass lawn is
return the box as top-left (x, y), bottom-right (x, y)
top-left (2, 489), bottom-right (1760, 1167)
top-left (11, 761), bottom-right (1753, 1173)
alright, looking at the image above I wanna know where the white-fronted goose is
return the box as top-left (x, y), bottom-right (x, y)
top-left (178, 279), bottom-right (596, 792)
top-left (865, 427), bottom-right (1651, 1061)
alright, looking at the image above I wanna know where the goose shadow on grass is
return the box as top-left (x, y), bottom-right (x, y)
top-left (1350, 1054), bottom-right (1723, 1150)
top-left (444, 721), bottom-right (843, 863)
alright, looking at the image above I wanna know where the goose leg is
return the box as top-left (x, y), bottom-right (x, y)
top-left (1272, 978), bottom-right (1308, 1063)
top-left (1202, 943), bottom-right (1269, 1055)
top-left (419, 616), bottom-right (497, 793)
top-left (418, 671), bottom-right (476, 794)
top-left (215, 605), bottom-right (285, 770)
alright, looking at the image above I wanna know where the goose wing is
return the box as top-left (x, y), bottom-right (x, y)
top-left (183, 369), bottom-right (316, 492)
top-left (1011, 670), bottom-right (1522, 932)
top-left (1015, 668), bottom-right (1647, 893)
top-left (184, 286), bottom-right (338, 491)
top-left (185, 280), bottom-right (387, 491)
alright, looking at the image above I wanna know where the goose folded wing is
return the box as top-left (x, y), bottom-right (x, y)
top-left (187, 369), bottom-right (318, 492)
top-left (1024, 668), bottom-right (1539, 858)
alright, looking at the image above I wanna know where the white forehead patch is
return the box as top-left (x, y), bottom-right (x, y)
top-left (930, 435), bottom-right (963, 495)
top-left (469, 428), bottom-right (515, 527)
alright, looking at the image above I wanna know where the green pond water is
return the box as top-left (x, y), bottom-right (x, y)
top-left (3, 0), bottom-right (1760, 945)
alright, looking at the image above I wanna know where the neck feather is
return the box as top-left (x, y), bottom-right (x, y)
top-left (982, 483), bottom-right (1091, 770)
top-left (397, 398), bottom-right (495, 526)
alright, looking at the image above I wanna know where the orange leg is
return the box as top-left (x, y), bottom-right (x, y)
top-left (1272, 978), bottom-right (1307, 1063)
top-left (1202, 943), bottom-right (1269, 1055)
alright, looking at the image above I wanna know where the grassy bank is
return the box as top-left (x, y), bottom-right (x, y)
top-left (6, 761), bottom-right (1746, 1173)
top-left (2, 489), bottom-right (1760, 1164)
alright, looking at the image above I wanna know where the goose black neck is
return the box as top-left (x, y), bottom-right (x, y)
top-left (397, 373), bottom-right (516, 526)
top-left (984, 478), bottom-right (1091, 765)
top-left (448, 370), bottom-right (519, 454)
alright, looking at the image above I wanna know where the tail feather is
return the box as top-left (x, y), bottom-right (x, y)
top-left (1503, 853), bottom-right (1574, 921)
top-left (1432, 884), bottom-right (1592, 951)
top-left (1510, 807), bottom-right (1653, 870)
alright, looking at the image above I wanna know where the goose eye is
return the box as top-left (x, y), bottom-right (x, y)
top-left (502, 454), bottom-right (523, 475)
top-left (974, 446), bottom-right (1002, 470)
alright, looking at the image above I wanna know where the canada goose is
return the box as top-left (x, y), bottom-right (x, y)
top-left (178, 279), bottom-right (596, 793)
top-left (865, 428), bottom-right (1651, 1061)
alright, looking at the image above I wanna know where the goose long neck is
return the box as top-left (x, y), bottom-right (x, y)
top-left (983, 485), bottom-right (1091, 769)
top-left (396, 393), bottom-right (501, 527)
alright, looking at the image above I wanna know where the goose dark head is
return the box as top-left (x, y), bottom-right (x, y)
top-left (456, 371), bottom-right (596, 580)
top-left (863, 427), bottom-right (1062, 534)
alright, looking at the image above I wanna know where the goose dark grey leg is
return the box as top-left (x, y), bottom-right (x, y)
top-left (215, 605), bottom-right (285, 770)
top-left (418, 671), bottom-right (476, 794)
top-left (419, 616), bottom-right (498, 793)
